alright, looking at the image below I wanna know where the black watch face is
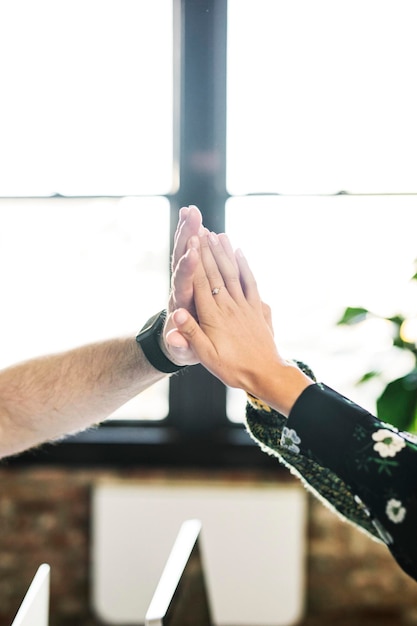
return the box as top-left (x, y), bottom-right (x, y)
top-left (136, 310), bottom-right (184, 373)
top-left (137, 326), bottom-right (154, 342)
top-left (137, 312), bottom-right (165, 342)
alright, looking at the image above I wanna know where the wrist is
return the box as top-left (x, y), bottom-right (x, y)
top-left (247, 360), bottom-right (315, 418)
top-left (158, 326), bottom-right (184, 367)
top-left (136, 310), bottom-right (187, 374)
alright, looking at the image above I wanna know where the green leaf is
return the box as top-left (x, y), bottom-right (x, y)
top-left (357, 370), bottom-right (381, 384)
top-left (393, 335), bottom-right (416, 351)
top-left (387, 314), bottom-right (405, 328)
top-left (337, 307), bottom-right (370, 326)
top-left (377, 371), bottom-right (417, 432)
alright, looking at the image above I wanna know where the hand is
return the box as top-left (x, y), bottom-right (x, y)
top-left (164, 223), bottom-right (243, 362)
top-left (169, 205), bottom-right (203, 315)
top-left (169, 232), bottom-right (313, 415)
top-left (170, 230), bottom-right (279, 387)
top-left (162, 205), bottom-right (203, 366)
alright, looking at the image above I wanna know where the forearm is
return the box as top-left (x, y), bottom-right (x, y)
top-left (0, 337), bottom-right (166, 458)
top-left (289, 384), bottom-right (417, 580)
top-left (246, 360), bottom-right (313, 417)
top-left (247, 382), bottom-right (417, 581)
top-left (0, 205), bottom-right (203, 460)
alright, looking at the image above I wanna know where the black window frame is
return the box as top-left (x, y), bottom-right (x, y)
top-left (10, 0), bottom-right (281, 471)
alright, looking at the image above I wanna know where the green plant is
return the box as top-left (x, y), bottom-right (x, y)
top-left (337, 264), bottom-right (417, 433)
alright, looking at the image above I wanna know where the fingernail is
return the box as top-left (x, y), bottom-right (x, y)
top-left (179, 207), bottom-right (189, 220)
top-left (189, 235), bottom-right (200, 249)
top-left (174, 309), bottom-right (188, 325)
top-left (236, 248), bottom-right (245, 259)
top-left (209, 231), bottom-right (219, 246)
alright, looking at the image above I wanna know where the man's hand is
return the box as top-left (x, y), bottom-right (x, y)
top-left (162, 205), bottom-right (203, 366)
top-left (169, 205), bottom-right (203, 315)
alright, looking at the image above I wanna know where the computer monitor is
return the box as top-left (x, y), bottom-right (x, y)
top-left (11, 563), bottom-right (50, 626)
top-left (145, 519), bottom-right (213, 626)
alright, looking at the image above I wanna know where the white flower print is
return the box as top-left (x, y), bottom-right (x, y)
top-left (386, 498), bottom-right (406, 524)
top-left (281, 426), bottom-right (301, 454)
top-left (372, 429), bottom-right (406, 458)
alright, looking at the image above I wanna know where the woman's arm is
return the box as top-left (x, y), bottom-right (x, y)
top-left (172, 231), bottom-right (417, 582)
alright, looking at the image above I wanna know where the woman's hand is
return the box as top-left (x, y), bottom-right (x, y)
top-left (169, 231), bottom-right (313, 415)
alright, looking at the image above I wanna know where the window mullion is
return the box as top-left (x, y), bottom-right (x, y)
top-left (169, 0), bottom-right (229, 434)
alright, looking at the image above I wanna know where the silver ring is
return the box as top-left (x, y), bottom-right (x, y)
top-left (211, 287), bottom-right (221, 296)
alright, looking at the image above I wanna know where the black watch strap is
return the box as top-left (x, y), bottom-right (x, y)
top-left (136, 310), bottom-right (187, 374)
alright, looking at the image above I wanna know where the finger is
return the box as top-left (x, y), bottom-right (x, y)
top-left (172, 205), bottom-right (203, 272)
top-left (165, 328), bottom-right (190, 349)
top-left (173, 206), bottom-right (195, 244)
top-left (218, 233), bottom-right (239, 271)
top-left (165, 328), bottom-right (199, 366)
top-left (262, 301), bottom-right (274, 336)
top-left (207, 232), bottom-right (243, 301)
top-left (163, 308), bottom-right (200, 365)
top-left (235, 248), bottom-right (262, 306)
top-left (197, 232), bottom-right (227, 297)
top-left (172, 308), bottom-right (217, 365)
top-left (172, 206), bottom-right (188, 256)
top-left (169, 244), bottom-right (199, 313)
top-left (188, 239), bottom-right (228, 321)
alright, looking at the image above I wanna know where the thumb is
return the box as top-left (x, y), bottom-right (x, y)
top-left (172, 308), bottom-right (200, 339)
top-left (173, 308), bottom-right (232, 388)
top-left (172, 308), bottom-right (212, 358)
top-left (164, 310), bottom-right (199, 366)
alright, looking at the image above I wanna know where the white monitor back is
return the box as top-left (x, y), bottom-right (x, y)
top-left (92, 482), bottom-right (307, 625)
top-left (11, 563), bottom-right (50, 626)
top-left (145, 519), bottom-right (213, 626)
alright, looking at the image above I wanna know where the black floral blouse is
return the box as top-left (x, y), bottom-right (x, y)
top-left (245, 375), bottom-right (417, 582)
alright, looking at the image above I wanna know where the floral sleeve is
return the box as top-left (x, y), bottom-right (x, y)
top-left (245, 381), bottom-right (417, 582)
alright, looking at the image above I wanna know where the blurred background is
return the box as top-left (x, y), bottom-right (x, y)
top-left (1, 1), bottom-right (417, 624)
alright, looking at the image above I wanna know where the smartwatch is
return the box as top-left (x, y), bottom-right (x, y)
top-left (136, 310), bottom-right (187, 374)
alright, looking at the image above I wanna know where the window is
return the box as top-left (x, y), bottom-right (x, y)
top-left (0, 0), bottom-right (173, 196)
top-left (5, 0), bottom-right (417, 468)
top-left (0, 0), bottom-right (173, 423)
top-left (226, 0), bottom-right (417, 419)
top-left (0, 197), bottom-right (170, 421)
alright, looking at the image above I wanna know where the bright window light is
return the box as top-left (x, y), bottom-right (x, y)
top-left (0, 197), bottom-right (170, 419)
top-left (226, 196), bottom-right (417, 421)
top-left (227, 0), bottom-right (417, 195)
top-left (0, 0), bottom-right (173, 197)
top-left (226, 0), bottom-right (417, 422)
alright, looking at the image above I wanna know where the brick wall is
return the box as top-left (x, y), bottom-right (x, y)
top-left (0, 467), bottom-right (416, 626)
top-left (304, 497), bottom-right (417, 625)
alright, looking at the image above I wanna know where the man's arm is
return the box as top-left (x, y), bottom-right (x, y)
top-left (0, 337), bottom-right (164, 458)
top-left (0, 205), bottom-right (202, 459)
